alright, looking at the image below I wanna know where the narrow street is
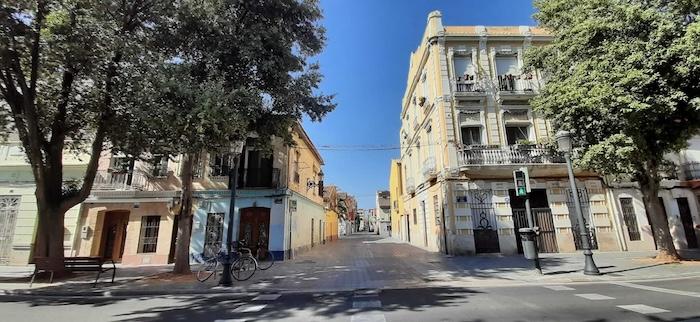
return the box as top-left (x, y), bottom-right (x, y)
top-left (2, 233), bottom-right (700, 321)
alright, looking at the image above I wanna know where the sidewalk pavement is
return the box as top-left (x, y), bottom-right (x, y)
top-left (1, 233), bottom-right (699, 297)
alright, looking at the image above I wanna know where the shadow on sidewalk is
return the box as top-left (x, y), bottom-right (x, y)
top-left (0, 286), bottom-right (485, 321)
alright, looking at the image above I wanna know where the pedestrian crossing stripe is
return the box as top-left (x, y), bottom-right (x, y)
top-left (617, 304), bottom-right (669, 315)
top-left (575, 293), bottom-right (615, 300)
top-left (253, 294), bottom-right (281, 301)
top-left (231, 304), bottom-right (267, 313)
top-left (543, 285), bottom-right (575, 291)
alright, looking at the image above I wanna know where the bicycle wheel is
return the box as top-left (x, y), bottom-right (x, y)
top-left (256, 248), bottom-right (275, 270)
top-left (230, 256), bottom-right (257, 281)
top-left (195, 257), bottom-right (219, 282)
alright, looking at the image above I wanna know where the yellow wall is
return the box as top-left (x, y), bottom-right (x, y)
top-left (287, 125), bottom-right (324, 205)
top-left (76, 202), bottom-right (175, 266)
top-left (325, 209), bottom-right (339, 242)
top-left (389, 160), bottom-right (404, 239)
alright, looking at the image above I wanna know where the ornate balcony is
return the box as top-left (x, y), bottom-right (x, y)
top-left (93, 170), bottom-right (147, 190)
top-left (406, 177), bottom-right (416, 194)
top-left (458, 145), bottom-right (564, 166)
top-left (452, 75), bottom-right (486, 98)
top-left (422, 156), bottom-right (437, 180)
top-left (497, 74), bottom-right (539, 95)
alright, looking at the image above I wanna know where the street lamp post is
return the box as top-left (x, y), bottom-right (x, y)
top-left (219, 140), bottom-right (246, 287)
top-left (555, 131), bottom-right (600, 276)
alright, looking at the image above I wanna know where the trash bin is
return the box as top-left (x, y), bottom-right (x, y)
top-left (519, 227), bottom-right (538, 260)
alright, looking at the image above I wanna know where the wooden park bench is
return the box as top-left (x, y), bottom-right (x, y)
top-left (30, 256), bottom-right (117, 288)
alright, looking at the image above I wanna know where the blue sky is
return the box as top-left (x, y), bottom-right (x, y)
top-left (303, 0), bottom-right (537, 209)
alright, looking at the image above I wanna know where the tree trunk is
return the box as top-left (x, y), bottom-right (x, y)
top-left (639, 172), bottom-right (681, 262)
top-left (33, 195), bottom-right (68, 276)
top-left (173, 152), bottom-right (197, 274)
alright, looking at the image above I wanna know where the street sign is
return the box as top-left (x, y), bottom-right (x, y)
top-left (513, 167), bottom-right (530, 196)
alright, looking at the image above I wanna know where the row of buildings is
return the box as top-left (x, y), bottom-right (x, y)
top-left (388, 11), bottom-right (700, 256)
top-left (0, 123), bottom-right (356, 266)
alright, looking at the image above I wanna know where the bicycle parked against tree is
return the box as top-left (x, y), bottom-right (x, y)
top-left (194, 240), bottom-right (257, 282)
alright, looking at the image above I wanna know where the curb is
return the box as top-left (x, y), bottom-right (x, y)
top-left (2, 273), bottom-right (700, 298)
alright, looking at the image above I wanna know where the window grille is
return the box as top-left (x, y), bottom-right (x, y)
top-left (138, 216), bottom-right (161, 253)
top-left (620, 198), bottom-right (641, 241)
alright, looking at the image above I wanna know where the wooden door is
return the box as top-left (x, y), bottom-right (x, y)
top-left (510, 189), bottom-right (558, 253)
top-left (238, 207), bottom-right (271, 253)
top-left (677, 198), bottom-right (698, 249)
top-left (101, 211), bottom-right (129, 262)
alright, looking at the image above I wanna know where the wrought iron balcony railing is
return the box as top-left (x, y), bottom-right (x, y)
top-left (93, 170), bottom-right (147, 190)
top-left (458, 145), bottom-right (564, 166)
top-left (454, 76), bottom-right (484, 93)
top-left (497, 74), bottom-right (538, 92)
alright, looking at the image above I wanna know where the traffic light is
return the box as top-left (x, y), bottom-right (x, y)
top-left (513, 167), bottom-right (530, 197)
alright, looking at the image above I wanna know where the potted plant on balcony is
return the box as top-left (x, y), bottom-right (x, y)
top-left (418, 96), bottom-right (427, 107)
top-left (514, 139), bottom-right (535, 149)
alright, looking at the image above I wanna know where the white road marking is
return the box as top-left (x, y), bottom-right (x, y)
top-left (353, 300), bottom-right (382, 308)
top-left (351, 313), bottom-right (387, 322)
top-left (252, 294), bottom-right (281, 301)
top-left (543, 285), bottom-right (575, 291)
top-left (230, 304), bottom-right (267, 313)
top-left (618, 304), bottom-right (670, 315)
top-left (575, 293), bottom-right (615, 300)
top-left (612, 282), bottom-right (700, 298)
top-left (355, 289), bottom-right (380, 296)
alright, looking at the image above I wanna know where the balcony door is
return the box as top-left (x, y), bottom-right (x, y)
top-left (505, 125), bottom-right (530, 145)
top-left (461, 126), bottom-right (482, 146)
top-left (109, 156), bottom-right (135, 186)
top-left (240, 150), bottom-right (274, 188)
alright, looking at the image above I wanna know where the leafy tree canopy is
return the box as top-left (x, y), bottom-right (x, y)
top-left (118, 0), bottom-right (335, 158)
top-left (526, 0), bottom-right (700, 180)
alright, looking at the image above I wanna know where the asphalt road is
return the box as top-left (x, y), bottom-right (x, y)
top-left (2, 276), bottom-right (700, 322)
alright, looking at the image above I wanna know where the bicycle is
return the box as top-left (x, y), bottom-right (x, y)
top-left (254, 240), bottom-right (275, 270)
top-left (194, 241), bottom-right (257, 282)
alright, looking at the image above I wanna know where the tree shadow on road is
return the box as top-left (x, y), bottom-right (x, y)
top-left (0, 286), bottom-right (484, 321)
